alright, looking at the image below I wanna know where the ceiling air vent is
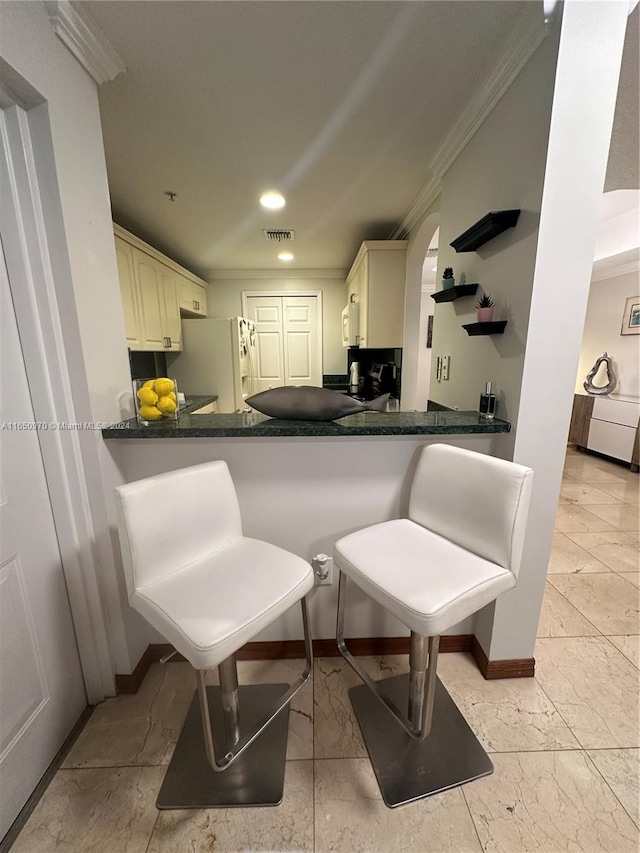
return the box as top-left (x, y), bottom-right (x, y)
top-left (263, 229), bottom-right (295, 242)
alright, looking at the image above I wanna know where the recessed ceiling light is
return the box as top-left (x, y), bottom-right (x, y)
top-left (278, 252), bottom-right (294, 262)
top-left (260, 191), bottom-right (285, 210)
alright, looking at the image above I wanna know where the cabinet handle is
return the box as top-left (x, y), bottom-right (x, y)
top-left (193, 300), bottom-right (197, 310)
top-left (167, 337), bottom-right (172, 348)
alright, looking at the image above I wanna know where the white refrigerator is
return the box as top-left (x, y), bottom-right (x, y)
top-left (167, 317), bottom-right (257, 412)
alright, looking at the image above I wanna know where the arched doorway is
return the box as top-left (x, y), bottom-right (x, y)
top-left (401, 211), bottom-right (440, 411)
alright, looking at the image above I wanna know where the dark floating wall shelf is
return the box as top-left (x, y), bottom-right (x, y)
top-left (462, 321), bottom-right (508, 336)
top-left (451, 210), bottom-right (520, 253)
top-left (431, 283), bottom-right (478, 303)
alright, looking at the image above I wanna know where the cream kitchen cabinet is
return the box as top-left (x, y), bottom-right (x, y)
top-left (345, 240), bottom-right (407, 348)
top-left (114, 237), bottom-right (143, 350)
top-left (114, 224), bottom-right (208, 351)
top-left (178, 277), bottom-right (207, 317)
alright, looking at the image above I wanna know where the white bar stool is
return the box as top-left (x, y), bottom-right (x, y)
top-left (334, 443), bottom-right (533, 808)
top-left (114, 460), bottom-right (314, 809)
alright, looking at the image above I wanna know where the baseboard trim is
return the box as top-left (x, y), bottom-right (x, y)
top-left (116, 633), bottom-right (535, 693)
top-left (471, 636), bottom-right (535, 679)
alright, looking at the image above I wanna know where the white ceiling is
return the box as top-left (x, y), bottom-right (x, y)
top-left (85, 0), bottom-right (532, 276)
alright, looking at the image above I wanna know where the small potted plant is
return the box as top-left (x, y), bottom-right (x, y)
top-left (475, 292), bottom-right (495, 322)
top-left (441, 267), bottom-right (455, 290)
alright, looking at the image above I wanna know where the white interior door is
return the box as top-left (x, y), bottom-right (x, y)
top-left (246, 294), bottom-right (321, 391)
top-left (0, 240), bottom-right (86, 838)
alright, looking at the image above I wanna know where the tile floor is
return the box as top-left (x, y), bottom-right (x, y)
top-left (10, 447), bottom-right (640, 852)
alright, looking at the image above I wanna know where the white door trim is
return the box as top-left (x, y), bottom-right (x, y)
top-left (1, 104), bottom-right (113, 702)
top-left (241, 290), bottom-right (324, 379)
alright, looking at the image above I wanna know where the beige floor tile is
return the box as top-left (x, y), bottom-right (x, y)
top-left (597, 481), bottom-right (640, 507)
top-left (564, 531), bottom-right (639, 572)
top-left (313, 655), bottom-right (408, 759)
top-left (10, 766), bottom-right (163, 853)
top-left (537, 583), bottom-right (600, 638)
top-left (554, 505), bottom-right (617, 534)
top-left (463, 751), bottom-right (640, 853)
top-left (559, 481), bottom-right (621, 505)
top-left (587, 748), bottom-right (640, 828)
top-left (147, 760), bottom-right (313, 852)
top-left (206, 658), bottom-right (313, 760)
top-left (581, 466), bottom-right (640, 487)
top-left (587, 749), bottom-right (640, 827)
top-left (547, 533), bottom-right (611, 574)
top-left (437, 653), bottom-right (579, 753)
top-left (584, 503), bottom-right (640, 532)
top-left (620, 572), bottom-right (640, 588)
top-left (606, 635), bottom-right (640, 668)
top-left (314, 657), bottom-right (368, 759)
top-left (535, 637), bottom-right (640, 748)
top-left (548, 573), bottom-right (639, 635)
top-left (63, 662), bottom-right (195, 768)
top-left (314, 758), bottom-right (481, 853)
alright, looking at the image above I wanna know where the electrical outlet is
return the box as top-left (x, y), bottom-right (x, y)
top-left (442, 355), bottom-right (450, 380)
top-left (312, 554), bottom-right (333, 586)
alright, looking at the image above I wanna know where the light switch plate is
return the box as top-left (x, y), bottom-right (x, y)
top-left (442, 356), bottom-right (450, 380)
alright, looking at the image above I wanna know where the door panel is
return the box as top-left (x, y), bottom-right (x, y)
top-left (246, 294), bottom-right (321, 390)
top-left (0, 240), bottom-right (86, 837)
top-left (246, 296), bottom-right (285, 391)
top-left (282, 296), bottom-right (320, 386)
top-left (160, 269), bottom-right (182, 351)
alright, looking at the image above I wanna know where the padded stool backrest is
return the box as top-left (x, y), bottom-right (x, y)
top-left (115, 460), bottom-right (242, 596)
top-left (408, 444), bottom-right (533, 576)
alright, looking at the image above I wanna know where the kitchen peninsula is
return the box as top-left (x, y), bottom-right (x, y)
top-left (103, 412), bottom-right (510, 643)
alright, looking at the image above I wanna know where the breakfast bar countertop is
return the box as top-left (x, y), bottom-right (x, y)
top-left (102, 409), bottom-right (511, 439)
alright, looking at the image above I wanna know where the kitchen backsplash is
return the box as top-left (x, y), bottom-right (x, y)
top-left (128, 349), bottom-right (167, 381)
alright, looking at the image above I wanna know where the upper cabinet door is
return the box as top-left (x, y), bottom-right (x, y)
top-left (192, 283), bottom-right (207, 317)
top-left (132, 248), bottom-right (165, 350)
top-left (178, 275), bottom-right (207, 317)
top-left (114, 237), bottom-right (143, 350)
top-left (345, 241), bottom-right (407, 349)
top-left (159, 269), bottom-right (182, 351)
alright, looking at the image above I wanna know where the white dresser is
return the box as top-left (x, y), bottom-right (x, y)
top-left (586, 396), bottom-right (640, 469)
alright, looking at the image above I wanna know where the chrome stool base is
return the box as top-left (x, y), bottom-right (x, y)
top-left (157, 684), bottom-right (289, 809)
top-left (350, 673), bottom-right (493, 808)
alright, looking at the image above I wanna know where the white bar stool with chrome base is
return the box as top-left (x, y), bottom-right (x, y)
top-left (114, 460), bottom-right (314, 809)
top-left (334, 443), bottom-right (533, 808)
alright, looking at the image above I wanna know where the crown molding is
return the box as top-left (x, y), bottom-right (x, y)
top-left (113, 223), bottom-right (208, 286)
top-left (591, 260), bottom-right (640, 282)
top-left (45, 1), bottom-right (125, 85)
top-left (393, 7), bottom-right (549, 238)
top-left (208, 268), bottom-right (347, 281)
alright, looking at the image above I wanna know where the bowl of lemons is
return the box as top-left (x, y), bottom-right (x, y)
top-left (134, 378), bottom-right (179, 424)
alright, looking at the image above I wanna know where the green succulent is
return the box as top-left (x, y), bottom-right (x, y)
top-left (442, 267), bottom-right (454, 279)
top-left (475, 293), bottom-right (495, 309)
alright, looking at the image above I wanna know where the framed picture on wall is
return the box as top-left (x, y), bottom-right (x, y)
top-left (621, 296), bottom-right (640, 336)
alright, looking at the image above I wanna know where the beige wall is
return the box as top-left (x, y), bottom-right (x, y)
top-left (208, 274), bottom-right (348, 375)
top-left (428, 28), bottom-right (560, 434)
top-left (576, 256), bottom-right (640, 400)
top-left (0, 1), bottom-right (149, 673)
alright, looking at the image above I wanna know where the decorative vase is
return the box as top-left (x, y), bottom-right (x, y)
top-left (442, 277), bottom-right (455, 290)
top-left (476, 307), bottom-right (494, 323)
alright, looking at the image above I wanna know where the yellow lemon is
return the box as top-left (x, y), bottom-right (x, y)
top-left (157, 396), bottom-right (177, 414)
top-left (142, 379), bottom-right (155, 389)
top-left (168, 391), bottom-right (177, 403)
top-left (137, 387), bottom-right (158, 406)
top-left (153, 377), bottom-right (174, 396)
top-left (138, 405), bottom-right (163, 421)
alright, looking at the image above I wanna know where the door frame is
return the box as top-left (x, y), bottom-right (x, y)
top-left (241, 290), bottom-right (324, 381)
top-left (1, 102), bottom-right (113, 702)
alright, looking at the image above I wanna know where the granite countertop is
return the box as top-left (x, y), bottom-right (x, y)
top-left (103, 409), bottom-right (510, 439)
top-left (179, 394), bottom-right (218, 413)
